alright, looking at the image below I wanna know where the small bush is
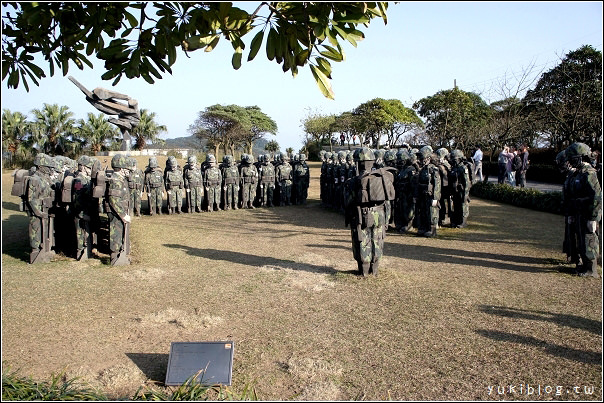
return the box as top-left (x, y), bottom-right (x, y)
top-left (470, 181), bottom-right (563, 215)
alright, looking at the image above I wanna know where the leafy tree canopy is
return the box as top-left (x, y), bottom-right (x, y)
top-left (2, 2), bottom-right (389, 99)
top-left (522, 44), bottom-right (602, 150)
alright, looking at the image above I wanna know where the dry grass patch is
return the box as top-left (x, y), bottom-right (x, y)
top-left (136, 308), bottom-right (224, 329)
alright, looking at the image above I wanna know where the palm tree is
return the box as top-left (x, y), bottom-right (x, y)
top-left (130, 109), bottom-right (167, 151)
top-left (30, 103), bottom-right (75, 155)
top-left (75, 113), bottom-right (121, 153)
top-left (2, 109), bottom-right (32, 167)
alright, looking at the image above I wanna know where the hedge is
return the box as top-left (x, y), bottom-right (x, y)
top-left (469, 181), bottom-right (563, 215)
top-left (482, 161), bottom-right (564, 184)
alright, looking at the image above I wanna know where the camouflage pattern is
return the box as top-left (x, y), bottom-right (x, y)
top-left (165, 161), bottom-right (184, 214)
top-left (293, 153), bottom-right (310, 205)
top-left (258, 154), bottom-right (276, 207)
top-left (414, 149), bottom-right (441, 237)
top-left (395, 151), bottom-right (419, 232)
top-left (73, 161), bottom-right (93, 260)
top-left (127, 158), bottom-right (144, 216)
top-left (106, 156), bottom-right (131, 264)
top-left (240, 154), bottom-right (258, 209)
top-left (448, 150), bottom-right (471, 228)
top-left (204, 155), bottom-right (222, 211)
top-left (566, 153), bottom-right (602, 277)
top-left (145, 158), bottom-right (164, 215)
top-left (320, 152), bottom-right (329, 206)
top-left (26, 161), bottom-right (56, 262)
top-left (345, 150), bottom-right (395, 276)
top-left (222, 155), bottom-right (240, 210)
top-left (276, 154), bottom-right (293, 206)
top-left (183, 156), bottom-right (204, 213)
top-left (433, 148), bottom-right (451, 227)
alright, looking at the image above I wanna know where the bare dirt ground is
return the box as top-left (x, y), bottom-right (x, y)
top-left (1, 161), bottom-right (602, 400)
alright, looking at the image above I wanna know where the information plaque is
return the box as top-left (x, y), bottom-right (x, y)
top-left (165, 341), bottom-right (234, 386)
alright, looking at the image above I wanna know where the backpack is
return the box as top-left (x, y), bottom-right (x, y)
top-left (357, 168), bottom-right (395, 204)
top-left (512, 155), bottom-right (522, 171)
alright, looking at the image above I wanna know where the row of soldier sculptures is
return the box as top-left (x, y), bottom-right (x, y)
top-left (142, 152), bottom-right (311, 215)
top-left (12, 151), bottom-right (311, 266)
top-left (322, 145), bottom-right (476, 238)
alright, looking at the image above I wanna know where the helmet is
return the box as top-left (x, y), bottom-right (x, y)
top-left (149, 157), bottom-right (158, 168)
top-left (281, 152), bottom-right (290, 161)
top-left (224, 155), bottom-right (233, 165)
top-left (167, 155), bottom-right (177, 167)
top-left (300, 153), bottom-right (307, 161)
top-left (384, 150), bottom-right (397, 163)
top-left (293, 154), bottom-right (299, 162)
top-left (128, 157), bottom-right (137, 170)
top-left (374, 149), bottom-right (385, 160)
top-left (337, 150), bottom-right (346, 161)
top-left (319, 150), bottom-right (326, 159)
top-left (325, 152), bottom-right (332, 161)
top-left (77, 155), bottom-right (93, 169)
top-left (345, 152), bottom-right (353, 162)
top-left (418, 146), bottom-right (433, 160)
top-left (357, 147), bottom-right (376, 162)
top-left (397, 149), bottom-right (409, 163)
top-left (555, 150), bottom-right (567, 165)
top-left (206, 154), bottom-right (217, 164)
top-left (111, 154), bottom-right (129, 169)
top-left (565, 142), bottom-right (591, 159)
top-left (37, 154), bottom-right (56, 169)
top-left (435, 148), bottom-right (449, 160)
top-left (34, 153), bottom-right (49, 167)
top-left (188, 155), bottom-right (197, 164)
top-left (450, 149), bottom-right (464, 162)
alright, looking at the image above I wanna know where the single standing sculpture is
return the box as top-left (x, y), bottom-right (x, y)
top-left (69, 76), bottom-right (140, 151)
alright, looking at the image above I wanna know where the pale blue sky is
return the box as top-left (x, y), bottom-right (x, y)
top-left (2, 2), bottom-right (602, 152)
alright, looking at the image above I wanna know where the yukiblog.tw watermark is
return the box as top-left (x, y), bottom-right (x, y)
top-left (486, 384), bottom-right (596, 397)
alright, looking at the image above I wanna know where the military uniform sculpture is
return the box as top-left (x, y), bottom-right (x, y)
top-left (24, 154), bottom-right (57, 263)
top-left (414, 146), bottom-right (441, 237)
top-left (128, 158), bottom-right (144, 217)
top-left (564, 142), bottom-right (602, 277)
top-left (165, 156), bottom-right (184, 214)
top-left (345, 147), bottom-right (395, 276)
top-left (221, 155), bottom-right (240, 210)
top-left (276, 153), bottom-right (294, 206)
top-left (258, 154), bottom-right (276, 207)
top-left (434, 148), bottom-right (451, 227)
top-left (183, 155), bottom-right (203, 213)
top-left (240, 154), bottom-right (258, 209)
top-left (145, 157), bottom-right (164, 215)
top-left (72, 155), bottom-right (95, 260)
top-left (448, 150), bottom-right (471, 228)
top-left (293, 153), bottom-right (310, 205)
top-left (204, 154), bottom-right (222, 211)
top-left (106, 154), bottom-right (131, 266)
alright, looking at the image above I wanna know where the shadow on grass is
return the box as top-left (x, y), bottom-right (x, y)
top-left (384, 242), bottom-right (555, 273)
top-left (164, 244), bottom-right (344, 275)
top-left (126, 352), bottom-right (169, 383)
top-left (475, 329), bottom-right (601, 365)
top-left (2, 211), bottom-right (30, 261)
top-left (478, 305), bottom-right (602, 335)
top-left (2, 200), bottom-right (21, 212)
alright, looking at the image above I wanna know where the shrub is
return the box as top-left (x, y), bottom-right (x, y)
top-left (470, 181), bottom-right (563, 215)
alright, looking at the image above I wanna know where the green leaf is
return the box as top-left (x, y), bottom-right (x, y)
top-left (232, 50), bottom-right (242, 70)
top-left (310, 64), bottom-right (334, 100)
top-left (319, 45), bottom-right (344, 62)
top-left (295, 48), bottom-right (310, 66)
top-left (205, 36), bottom-right (220, 52)
top-left (124, 10), bottom-right (139, 28)
top-left (377, 2), bottom-right (388, 24)
top-left (266, 28), bottom-right (277, 61)
top-left (316, 56), bottom-right (332, 78)
top-left (247, 29), bottom-right (264, 62)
